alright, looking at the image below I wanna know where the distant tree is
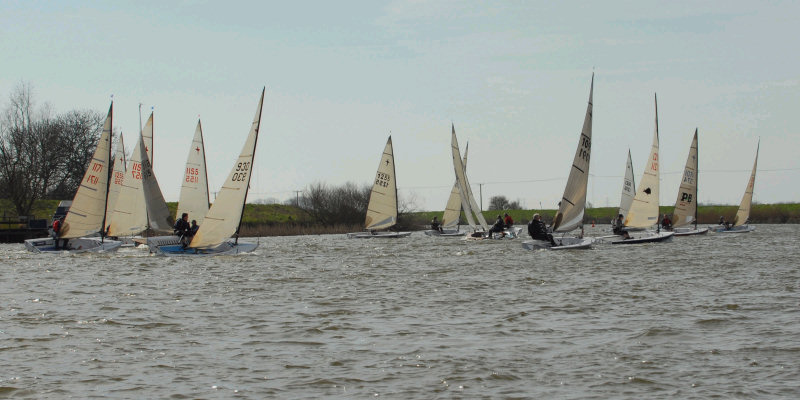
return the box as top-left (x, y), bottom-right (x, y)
top-left (0, 82), bottom-right (104, 215)
top-left (488, 195), bottom-right (521, 211)
top-left (301, 182), bottom-right (370, 226)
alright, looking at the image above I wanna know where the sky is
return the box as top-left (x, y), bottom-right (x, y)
top-left (1, 0), bottom-right (798, 212)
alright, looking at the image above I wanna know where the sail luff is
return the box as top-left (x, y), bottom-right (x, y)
top-left (624, 93), bottom-right (661, 229)
top-left (672, 129), bottom-right (699, 228)
top-left (733, 139), bottom-right (759, 227)
top-left (190, 87), bottom-right (265, 248)
top-left (553, 73), bottom-right (593, 232)
top-left (364, 136), bottom-right (398, 230)
top-left (60, 103), bottom-right (113, 239)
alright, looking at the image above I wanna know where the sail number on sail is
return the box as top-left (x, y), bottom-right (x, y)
top-left (682, 169), bottom-right (695, 185)
top-left (185, 167), bottom-right (200, 183)
top-left (85, 162), bottom-right (105, 185)
top-left (375, 172), bottom-right (391, 188)
top-left (579, 135), bottom-right (591, 162)
top-left (650, 153), bottom-right (658, 171)
top-left (232, 162), bottom-right (250, 182)
top-left (141, 159), bottom-right (154, 179)
top-left (130, 162), bottom-right (143, 180)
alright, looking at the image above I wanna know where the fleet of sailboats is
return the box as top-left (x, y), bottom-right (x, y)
top-left (22, 78), bottom-right (768, 254)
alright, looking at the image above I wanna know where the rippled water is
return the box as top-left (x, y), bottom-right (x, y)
top-left (2, 225), bottom-right (799, 398)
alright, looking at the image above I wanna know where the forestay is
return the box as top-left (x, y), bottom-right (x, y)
top-left (734, 140), bottom-right (759, 227)
top-left (364, 136), bottom-right (399, 230)
top-left (672, 129), bottom-right (699, 228)
top-left (176, 120), bottom-right (210, 226)
top-left (552, 74), bottom-right (593, 232)
top-left (190, 88), bottom-right (265, 248)
top-left (624, 94), bottom-right (661, 229)
top-left (61, 104), bottom-right (113, 239)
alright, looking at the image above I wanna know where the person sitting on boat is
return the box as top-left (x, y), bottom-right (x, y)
top-left (487, 215), bottom-right (506, 238)
top-left (718, 216), bottom-right (732, 229)
top-left (528, 213), bottom-right (556, 246)
top-left (503, 213), bottom-right (514, 228)
top-left (612, 214), bottom-right (625, 235)
top-left (174, 213), bottom-right (192, 248)
top-left (52, 216), bottom-right (67, 250)
top-left (661, 214), bottom-right (672, 230)
top-left (430, 216), bottom-right (443, 232)
top-left (190, 220), bottom-right (200, 236)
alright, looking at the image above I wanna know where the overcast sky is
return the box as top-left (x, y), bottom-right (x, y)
top-left (2, 0), bottom-right (798, 212)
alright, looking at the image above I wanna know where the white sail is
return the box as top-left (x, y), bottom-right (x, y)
top-left (104, 132), bottom-right (127, 226)
top-left (625, 94), bottom-right (661, 229)
top-left (190, 88), bottom-right (265, 248)
top-left (734, 140), bottom-right (759, 227)
top-left (61, 103), bottom-right (113, 239)
top-left (142, 112), bottom-right (154, 166)
top-left (176, 120), bottom-right (210, 226)
top-left (441, 144), bottom-right (468, 229)
top-left (618, 149), bottom-right (636, 218)
top-left (364, 136), bottom-right (399, 230)
top-left (139, 135), bottom-right (173, 232)
top-left (553, 74), bottom-right (593, 232)
top-left (107, 131), bottom-right (150, 236)
top-left (672, 129), bottom-right (699, 228)
top-left (451, 125), bottom-right (488, 231)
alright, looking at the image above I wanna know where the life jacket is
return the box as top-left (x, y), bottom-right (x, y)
top-left (53, 219), bottom-right (61, 233)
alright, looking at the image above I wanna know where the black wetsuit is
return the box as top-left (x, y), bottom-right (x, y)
top-left (528, 219), bottom-right (556, 245)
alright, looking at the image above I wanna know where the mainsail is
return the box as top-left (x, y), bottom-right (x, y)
top-left (553, 74), bottom-right (593, 232)
top-left (672, 129), bottom-right (699, 228)
top-left (364, 136), bottom-right (399, 230)
top-left (106, 131), bottom-right (152, 236)
top-left (624, 94), bottom-right (661, 229)
top-left (139, 136), bottom-right (172, 232)
top-left (733, 140), bottom-right (759, 227)
top-left (190, 88), bottom-right (265, 248)
top-left (105, 132), bottom-right (127, 225)
top-left (441, 144), bottom-right (468, 229)
top-left (61, 103), bottom-right (113, 239)
top-left (176, 120), bottom-right (210, 225)
top-left (451, 125), bottom-right (488, 231)
top-left (618, 149), bottom-right (636, 218)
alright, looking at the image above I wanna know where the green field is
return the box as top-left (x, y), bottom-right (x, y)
top-left (2, 199), bottom-right (798, 234)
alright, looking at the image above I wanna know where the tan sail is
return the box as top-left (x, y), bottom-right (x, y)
top-left (139, 135), bottom-right (172, 232)
top-left (733, 140), bottom-right (759, 227)
top-left (451, 125), bottom-right (488, 230)
top-left (441, 144), bottom-right (468, 229)
top-left (553, 74), bottom-right (593, 232)
top-left (364, 136), bottom-right (399, 230)
top-left (104, 132), bottom-right (127, 225)
top-left (625, 94), bottom-right (661, 229)
top-left (60, 103), bottom-right (113, 239)
top-left (190, 88), bottom-right (265, 248)
top-left (618, 149), bottom-right (636, 218)
top-left (176, 120), bottom-right (210, 226)
top-left (672, 129), bottom-right (699, 228)
top-left (106, 131), bottom-right (150, 236)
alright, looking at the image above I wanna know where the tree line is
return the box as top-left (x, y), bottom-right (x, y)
top-left (0, 83), bottom-right (105, 216)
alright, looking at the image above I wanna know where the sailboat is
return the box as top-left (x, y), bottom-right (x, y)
top-left (145, 119), bottom-right (211, 251)
top-left (347, 136), bottom-right (411, 238)
top-left (154, 88), bottom-right (265, 255)
top-left (522, 74), bottom-right (594, 250)
top-left (104, 132), bottom-right (127, 227)
top-left (106, 113), bottom-right (172, 243)
top-left (612, 94), bottom-right (673, 244)
top-left (711, 140), bottom-right (759, 233)
top-left (671, 129), bottom-right (708, 236)
top-left (424, 143), bottom-right (469, 237)
top-left (24, 103), bottom-right (123, 253)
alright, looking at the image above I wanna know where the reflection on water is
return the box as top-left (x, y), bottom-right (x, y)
top-left (1, 225), bottom-right (799, 398)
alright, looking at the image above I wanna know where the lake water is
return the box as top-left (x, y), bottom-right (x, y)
top-left (2, 225), bottom-right (799, 399)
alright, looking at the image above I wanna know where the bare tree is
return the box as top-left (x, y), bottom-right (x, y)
top-left (301, 182), bottom-right (370, 226)
top-left (488, 195), bottom-right (520, 211)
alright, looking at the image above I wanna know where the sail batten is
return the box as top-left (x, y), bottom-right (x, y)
top-left (553, 74), bottom-right (593, 233)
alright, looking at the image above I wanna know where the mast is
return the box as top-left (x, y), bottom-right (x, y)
top-left (234, 87), bottom-right (265, 244)
top-left (694, 128), bottom-right (699, 230)
top-left (100, 101), bottom-right (113, 243)
top-left (199, 119), bottom-right (211, 208)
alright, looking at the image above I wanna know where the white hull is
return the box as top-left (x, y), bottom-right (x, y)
top-left (347, 231), bottom-right (412, 239)
top-left (24, 237), bottom-right (123, 253)
top-left (154, 240), bottom-right (258, 256)
top-left (709, 225), bottom-right (755, 233)
top-left (462, 227), bottom-right (521, 241)
top-left (672, 227), bottom-right (709, 236)
top-left (609, 230), bottom-right (674, 244)
top-left (522, 236), bottom-right (594, 250)
top-left (423, 229), bottom-right (466, 237)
